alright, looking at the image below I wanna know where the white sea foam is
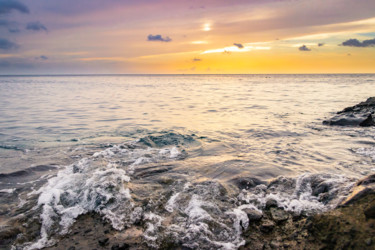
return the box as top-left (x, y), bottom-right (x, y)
top-left (356, 147), bottom-right (375, 161)
top-left (23, 141), bottom-right (183, 249)
top-left (238, 173), bottom-right (355, 215)
top-left (0, 188), bottom-right (15, 193)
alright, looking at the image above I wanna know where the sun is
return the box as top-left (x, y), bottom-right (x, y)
top-left (203, 23), bottom-right (211, 31)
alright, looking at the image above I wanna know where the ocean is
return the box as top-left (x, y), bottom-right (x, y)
top-left (0, 74), bottom-right (374, 249)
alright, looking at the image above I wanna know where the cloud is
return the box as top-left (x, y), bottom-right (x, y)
top-left (299, 45), bottom-right (311, 51)
top-left (147, 34), bottom-right (171, 42)
top-left (233, 43), bottom-right (244, 49)
top-left (0, 0), bottom-right (29, 14)
top-left (26, 21), bottom-right (48, 32)
top-left (318, 43), bottom-right (325, 47)
top-left (192, 58), bottom-right (201, 62)
top-left (341, 38), bottom-right (375, 47)
top-left (0, 38), bottom-right (18, 50)
top-left (0, 19), bottom-right (20, 32)
top-left (35, 55), bottom-right (48, 60)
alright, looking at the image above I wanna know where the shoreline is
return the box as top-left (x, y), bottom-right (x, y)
top-left (1, 173), bottom-right (374, 249)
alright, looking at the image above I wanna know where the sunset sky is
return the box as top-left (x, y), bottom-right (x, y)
top-left (1, 0), bottom-right (375, 74)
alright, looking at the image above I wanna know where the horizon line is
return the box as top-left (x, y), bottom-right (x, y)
top-left (1, 73), bottom-right (375, 77)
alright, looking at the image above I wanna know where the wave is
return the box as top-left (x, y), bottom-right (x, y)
top-left (13, 133), bottom-right (358, 249)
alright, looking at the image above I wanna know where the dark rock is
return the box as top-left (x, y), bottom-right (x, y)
top-left (357, 174), bottom-right (375, 186)
top-left (111, 243), bottom-right (130, 250)
top-left (340, 187), bottom-right (375, 206)
top-left (359, 114), bottom-right (375, 127)
top-left (323, 97), bottom-right (375, 127)
top-left (312, 183), bottom-right (330, 196)
top-left (270, 240), bottom-right (280, 249)
top-left (243, 208), bottom-right (263, 221)
top-left (270, 207), bottom-right (289, 222)
top-left (260, 220), bottom-right (275, 233)
top-left (67, 247), bottom-right (76, 250)
top-left (364, 200), bottom-right (375, 219)
top-left (266, 199), bottom-right (278, 209)
top-left (98, 238), bottom-right (109, 246)
top-left (231, 177), bottom-right (266, 190)
top-left (365, 238), bottom-right (372, 246)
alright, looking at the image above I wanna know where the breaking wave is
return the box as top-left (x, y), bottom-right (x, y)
top-left (17, 133), bottom-right (357, 249)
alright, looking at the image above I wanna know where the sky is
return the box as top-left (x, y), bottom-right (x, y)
top-left (0, 0), bottom-right (375, 74)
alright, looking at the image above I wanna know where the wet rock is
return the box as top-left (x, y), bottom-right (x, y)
top-left (111, 243), bottom-right (130, 250)
top-left (231, 177), bottom-right (266, 190)
top-left (270, 207), bottom-right (289, 222)
top-left (243, 208), bottom-right (263, 221)
top-left (0, 226), bottom-right (21, 245)
top-left (340, 186), bottom-right (375, 206)
top-left (260, 220), bottom-right (275, 233)
top-left (357, 174), bottom-right (375, 186)
top-left (323, 97), bottom-right (375, 127)
top-left (365, 238), bottom-right (372, 246)
top-left (360, 114), bottom-right (375, 127)
top-left (98, 238), bottom-right (109, 247)
top-left (269, 240), bottom-right (279, 249)
top-left (364, 200), bottom-right (375, 219)
top-left (312, 182), bottom-right (330, 196)
top-left (265, 199), bottom-right (278, 209)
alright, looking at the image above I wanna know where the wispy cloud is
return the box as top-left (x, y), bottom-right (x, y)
top-left (299, 45), bottom-right (311, 51)
top-left (0, 19), bottom-right (19, 32)
top-left (0, 38), bottom-right (18, 50)
top-left (26, 21), bottom-right (48, 32)
top-left (192, 57), bottom-right (202, 62)
top-left (341, 38), bottom-right (375, 47)
top-left (318, 43), bottom-right (325, 47)
top-left (0, 0), bottom-right (29, 14)
top-left (147, 34), bottom-right (171, 42)
top-left (202, 45), bottom-right (270, 54)
top-left (35, 55), bottom-right (48, 60)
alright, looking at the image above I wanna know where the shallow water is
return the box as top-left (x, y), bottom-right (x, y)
top-left (0, 74), bottom-right (375, 249)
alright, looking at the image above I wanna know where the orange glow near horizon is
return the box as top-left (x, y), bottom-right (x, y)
top-left (1, 1), bottom-right (375, 74)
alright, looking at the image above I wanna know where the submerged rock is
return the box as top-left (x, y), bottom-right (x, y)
top-left (270, 207), bottom-right (289, 222)
top-left (323, 97), bottom-right (375, 126)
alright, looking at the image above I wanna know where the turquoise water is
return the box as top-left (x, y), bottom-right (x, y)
top-left (0, 74), bottom-right (374, 249)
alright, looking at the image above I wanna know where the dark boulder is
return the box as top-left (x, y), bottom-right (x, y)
top-left (323, 97), bottom-right (375, 127)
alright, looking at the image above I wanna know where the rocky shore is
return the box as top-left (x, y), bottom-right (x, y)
top-left (240, 174), bottom-right (375, 250)
top-left (323, 97), bottom-right (375, 126)
top-left (1, 174), bottom-right (374, 250)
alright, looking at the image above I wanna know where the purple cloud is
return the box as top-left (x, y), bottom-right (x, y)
top-left (147, 34), bottom-right (171, 42)
top-left (233, 43), bottom-right (244, 49)
top-left (0, 0), bottom-right (29, 14)
top-left (0, 38), bottom-right (18, 50)
top-left (26, 21), bottom-right (48, 32)
top-left (299, 45), bottom-right (311, 51)
top-left (341, 38), bottom-right (375, 47)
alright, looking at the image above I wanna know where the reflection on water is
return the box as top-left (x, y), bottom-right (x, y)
top-left (1, 74), bottom-right (374, 178)
top-left (1, 75), bottom-right (375, 249)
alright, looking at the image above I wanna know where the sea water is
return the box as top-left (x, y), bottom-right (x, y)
top-left (0, 74), bottom-right (374, 249)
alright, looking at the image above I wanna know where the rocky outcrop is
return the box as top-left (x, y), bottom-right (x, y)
top-left (323, 97), bottom-right (375, 126)
top-left (3, 175), bottom-right (375, 250)
top-left (240, 175), bottom-right (375, 250)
